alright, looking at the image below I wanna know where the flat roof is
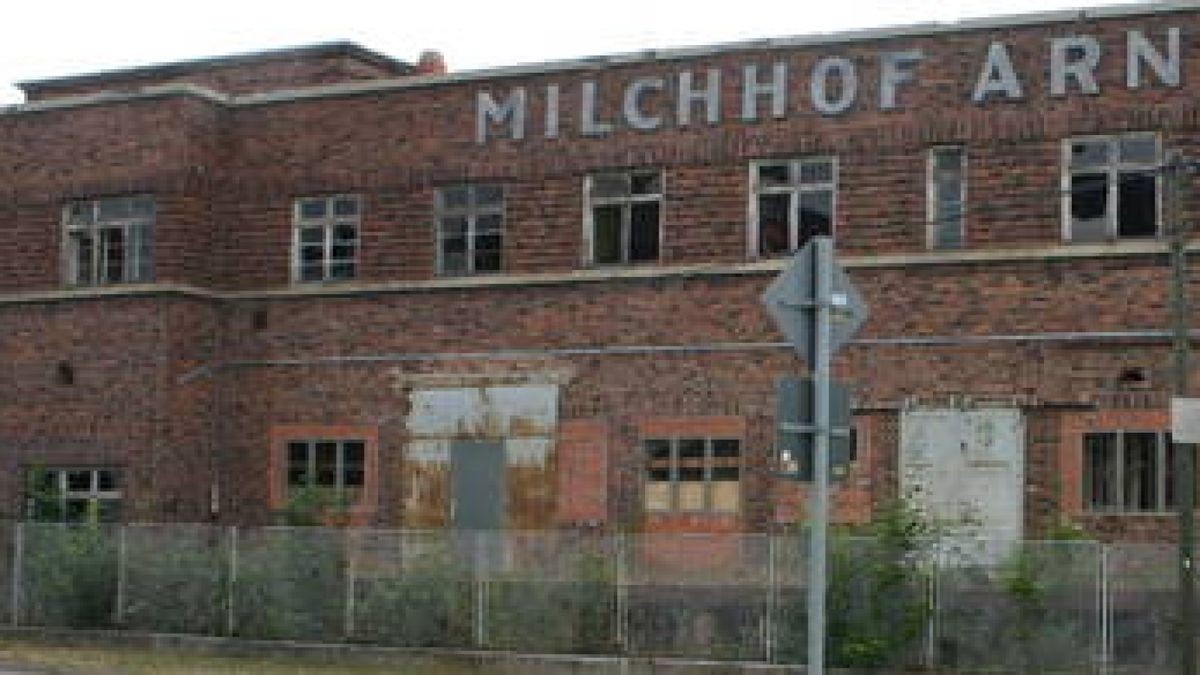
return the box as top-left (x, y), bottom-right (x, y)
top-left (16, 41), bottom-right (412, 95)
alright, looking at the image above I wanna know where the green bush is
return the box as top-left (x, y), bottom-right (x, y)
top-left (22, 524), bottom-right (118, 628)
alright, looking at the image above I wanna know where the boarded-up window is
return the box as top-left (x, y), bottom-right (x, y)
top-left (644, 437), bottom-right (741, 513)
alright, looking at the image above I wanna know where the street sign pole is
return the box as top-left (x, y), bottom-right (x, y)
top-left (762, 236), bottom-right (867, 675)
top-left (808, 237), bottom-right (833, 675)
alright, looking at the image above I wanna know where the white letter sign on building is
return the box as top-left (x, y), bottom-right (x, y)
top-left (474, 26), bottom-right (1184, 144)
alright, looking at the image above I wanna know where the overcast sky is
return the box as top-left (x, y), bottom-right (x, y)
top-left (0, 0), bottom-right (1149, 103)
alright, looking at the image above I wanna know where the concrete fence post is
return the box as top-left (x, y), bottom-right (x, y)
top-left (10, 522), bottom-right (23, 627)
top-left (114, 524), bottom-right (127, 626)
top-left (344, 529), bottom-right (356, 640)
top-left (616, 531), bottom-right (630, 655)
top-left (226, 526), bottom-right (238, 637)
top-left (766, 533), bottom-right (777, 664)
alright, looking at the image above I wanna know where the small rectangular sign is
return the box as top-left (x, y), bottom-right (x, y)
top-left (1172, 397), bottom-right (1200, 444)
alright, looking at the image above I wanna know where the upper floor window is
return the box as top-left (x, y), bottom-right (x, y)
top-left (26, 467), bottom-right (122, 523)
top-left (293, 195), bottom-right (359, 282)
top-left (750, 158), bottom-right (835, 257)
top-left (585, 170), bottom-right (662, 265)
top-left (1064, 134), bottom-right (1159, 242)
top-left (928, 147), bottom-right (966, 249)
top-left (64, 196), bottom-right (154, 286)
top-left (436, 185), bottom-right (504, 275)
top-left (644, 437), bottom-right (741, 513)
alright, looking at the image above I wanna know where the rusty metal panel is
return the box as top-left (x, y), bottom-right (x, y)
top-left (405, 384), bottom-right (558, 529)
top-left (407, 385), bottom-right (557, 439)
top-left (900, 408), bottom-right (1024, 543)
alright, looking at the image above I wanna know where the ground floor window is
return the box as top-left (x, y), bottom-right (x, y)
top-left (25, 467), bottom-right (121, 523)
top-left (1083, 431), bottom-right (1194, 513)
top-left (286, 439), bottom-right (366, 506)
top-left (644, 437), bottom-right (741, 513)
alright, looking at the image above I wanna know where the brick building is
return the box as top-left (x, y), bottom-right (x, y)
top-left (1, 4), bottom-right (1198, 542)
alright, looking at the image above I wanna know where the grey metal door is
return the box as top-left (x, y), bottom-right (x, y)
top-left (450, 440), bottom-right (506, 530)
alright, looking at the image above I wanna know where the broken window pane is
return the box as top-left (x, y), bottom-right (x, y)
top-left (629, 202), bottom-right (660, 262)
top-left (1070, 173), bottom-right (1109, 242)
top-left (1117, 171), bottom-right (1157, 237)
top-left (475, 185), bottom-right (503, 207)
top-left (294, 196), bottom-right (360, 282)
top-left (758, 193), bottom-right (791, 256)
top-left (592, 204), bottom-right (623, 264)
top-left (630, 172), bottom-right (661, 196)
top-left (758, 163), bottom-right (791, 187)
top-left (799, 190), bottom-right (833, 241)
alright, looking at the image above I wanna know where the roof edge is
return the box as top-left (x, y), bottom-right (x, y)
top-left (16, 41), bottom-right (413, 94)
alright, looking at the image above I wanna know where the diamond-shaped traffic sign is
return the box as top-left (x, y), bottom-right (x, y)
top-left (762, 238), bottom-right (868, 362)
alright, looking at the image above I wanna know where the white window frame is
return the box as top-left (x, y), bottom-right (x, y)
top-left (583, 170), bottom-right (664, 266)
top-left (27, 467), bottom-right (122, 522)
top-left (927, 146), bottom-right (967, 250)
top-left (1083, 430), bottom-right (1179, 514)
top-left (292, 195), bottom-right (361, 283)
top-left (434, 185), bottom-right (505, 276)
top-left (747, 157), bottom-right (837, 258)
top-left (63, 195), bottom-right (155, 286)
top-left (1060, 133), bottom-right (1161, 242)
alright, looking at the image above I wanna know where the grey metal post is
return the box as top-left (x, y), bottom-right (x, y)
top-left (615, 531), bottom-right (628, 653)
top-left (474, 530), bottom-right (486, 648)
top-left (115, 525), bottom-right (127, 626)
top-left (226, 526), bottom-right (238, 636)
top-left (766, 533), bottom-right (777, 663)
top-left (10, 522), bottom-right (22, 627)
top-left (808, 236), bottom-right (833, 675)
top-left (1167, 150), bottom-right (1197, 675)
top-left (1099, 544), bottom-right (1110, 673)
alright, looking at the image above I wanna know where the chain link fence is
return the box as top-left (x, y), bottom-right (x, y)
top-left (0, 522), bottom-right (1193, 671)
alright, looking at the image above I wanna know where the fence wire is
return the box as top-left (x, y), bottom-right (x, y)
top-left (0, 522), bottom-right (1196, 671)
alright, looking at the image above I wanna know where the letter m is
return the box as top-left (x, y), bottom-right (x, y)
top-left (476, 88), bottom-right (527, 144)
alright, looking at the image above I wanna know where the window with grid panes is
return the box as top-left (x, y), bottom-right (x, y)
top-left (586, 170), bottom-right (662, 264)
top-left (751, 158), bottom-right (835, 257)
top-left (1065, 134), bottom-right (1159, 242)
top-left (644, 438), bottom-right (741, 513)
top-left (928, 147), bottom-right (966, 249)
top-left (286, 439), bottom-right (366, 503)
top-left (1083, 431), bottom-right (1193, 513)
top-left (64, 196), bottom-right (154, 286)
top-left (26, 467), bottom-right (121, 523)
top-left (436, 185), bottom-right (504, 275)
top-left (293, 195), bottom-right (360, 282)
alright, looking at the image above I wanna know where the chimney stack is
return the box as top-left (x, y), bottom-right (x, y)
top-left (415, 50), bottom-right (447, 76)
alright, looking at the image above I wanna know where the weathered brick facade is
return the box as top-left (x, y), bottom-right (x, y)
top-left (2, 5), bottom-right (1200, 541)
